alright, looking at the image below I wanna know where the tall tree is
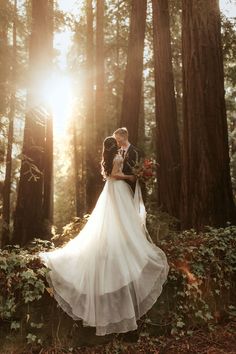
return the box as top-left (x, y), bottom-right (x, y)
top-left (0, 0), bottom-right (10, 120)
top-left (95, 0), bottom-right (105, 141)
top-left (103, 0), bottom-right (130, 131)
top-left (138, 87), bottom-right (145, 148)
top-left (120, 0), bottom-right (147, 145)
top-left (85, 0), bottom-right (97, 212)
top-left (1, 0), bottom-right (17, 247)
top-left (115, 0), bottom-right (121, 127)
top-left (43, 0), bottom-right (54, 228)
top-left (73, 117), bottom-right (87, 217)
top-left (152, 0), bottom-right (181, 218)
top-left (181, 0), bottom-right (236, 229)
top-left (13, 0), bottom-right (53, 245)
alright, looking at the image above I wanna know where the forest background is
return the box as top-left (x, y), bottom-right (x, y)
top-left (0, 0), bottom-right (236, 245)
top-left (0, 0), bottom-right (236, 351)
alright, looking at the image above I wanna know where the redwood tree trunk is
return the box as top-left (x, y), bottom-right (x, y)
top-left (115, 0), bottom-right (121, 127)
top-left (0, 0), bottom-right (9, 118)
top-left (85, 0), bottom-right (98, 212)
top-left (120, 0), bottom-right (147, 145)
top-left (96, 0), bottom-right (105, 141)
top-left (138, 85), bottom-right (145, 148)
top-left (13, 0), bottom-right (52, 245)
top-left (43, 0), bottom-right (54, 228)
top-left (181, 0), bottom-right (236, 229)
top-left (73, 118), bottom-right (81, 217)
top-left (152, 0), bottom-right (181, 218)
top-left (1, 0), bottom-right (17, 247)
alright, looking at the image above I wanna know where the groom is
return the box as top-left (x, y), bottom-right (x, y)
top-left (113, 127), bottom-right (143, 194)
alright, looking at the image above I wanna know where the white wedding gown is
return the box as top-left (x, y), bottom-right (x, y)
top-left (38, 154), bottom-right (169, 336)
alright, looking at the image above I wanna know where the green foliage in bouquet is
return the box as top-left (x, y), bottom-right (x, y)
top-left (132, 157), bottom-right (159, 184)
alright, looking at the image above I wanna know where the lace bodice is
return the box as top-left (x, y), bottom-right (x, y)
top-left (111, 154), bottom-right (124, 176)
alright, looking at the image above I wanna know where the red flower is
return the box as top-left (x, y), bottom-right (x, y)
top-left (132, 158), bottom-right (157, 183)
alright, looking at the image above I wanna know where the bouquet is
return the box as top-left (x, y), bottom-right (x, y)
top-left (132, 158), bottom-right (159, 184)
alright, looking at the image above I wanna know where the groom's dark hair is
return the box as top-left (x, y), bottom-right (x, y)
top-left (113, 127), bottom-right (128, 137)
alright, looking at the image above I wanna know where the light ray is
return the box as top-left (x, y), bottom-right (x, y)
top-left (41, 73), bottom-right (73, 137)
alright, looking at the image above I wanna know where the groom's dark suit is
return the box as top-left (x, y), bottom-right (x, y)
top-left (121, 144), bottom-right (144, 193)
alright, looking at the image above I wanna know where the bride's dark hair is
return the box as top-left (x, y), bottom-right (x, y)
top-left (101, 136), bottom-right (118, 178)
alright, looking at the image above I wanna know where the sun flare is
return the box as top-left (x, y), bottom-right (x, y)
top-left (41, 0), bottom-right (235, 140)
top-left (42, 73), bottom-right (73, 137)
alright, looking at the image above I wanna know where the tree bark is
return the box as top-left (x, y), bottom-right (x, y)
top-left (152, 0), bottom-right (181, 218)
top-left (138, 83), bottom-right (145, 149)
top-left (85, 0), bottom-right (98, 212)
top-left (73, 117), bottom-right (82, 217)
top-left (120, 0), bottom-right (147, 146)
top-left (1, 0), bottom-right (17, 247)
top-left (115, 0), bottom-right (121, 127)
top-left (0, 0), bottom-right (9, 118)
top-left (43, 0), bottom-right (54, 229)
top-left (96, 0), bottom-right (105, 141)
top-left (13, 0), bottom-right (53, 245)
top-left (181, 0), bottom-right (236, 229)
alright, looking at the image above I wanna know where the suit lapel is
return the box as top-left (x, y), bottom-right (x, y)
top-left (124, 144), bottom-right (132, 160)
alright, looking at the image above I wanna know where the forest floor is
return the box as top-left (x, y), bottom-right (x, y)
top-left (3, 320), bottom-right (236, 354)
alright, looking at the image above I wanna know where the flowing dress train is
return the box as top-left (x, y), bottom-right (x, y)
top-left (38, 154), bottom-right (169, 335)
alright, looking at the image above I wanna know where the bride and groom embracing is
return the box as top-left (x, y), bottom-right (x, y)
top-left (38, 127), bottom-right (169, 336)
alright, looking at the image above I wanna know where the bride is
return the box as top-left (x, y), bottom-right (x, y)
top-left (38, 136), bottom-right (169, 336)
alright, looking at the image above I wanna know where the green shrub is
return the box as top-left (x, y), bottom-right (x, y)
top-left (153, 225), bottom-right (236, 337)
top-left (0, 224), bottom-right (235, 346)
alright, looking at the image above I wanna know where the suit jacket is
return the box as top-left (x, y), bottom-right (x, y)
top-left (122, 144), bottom-right (143, 193)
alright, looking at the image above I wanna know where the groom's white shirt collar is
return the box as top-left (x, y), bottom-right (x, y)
top-left (122, 143), bottom-right (130, 153)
